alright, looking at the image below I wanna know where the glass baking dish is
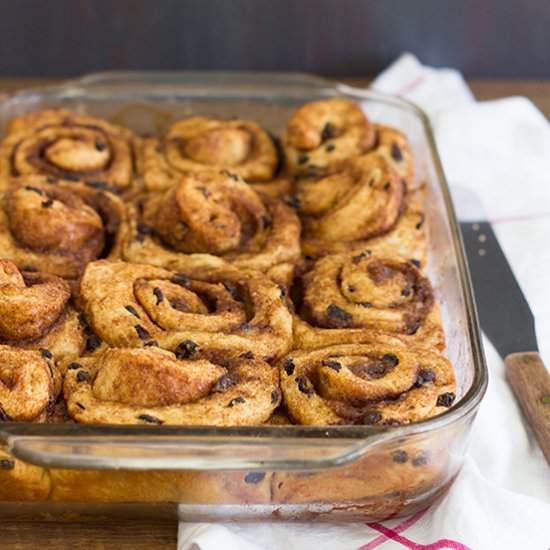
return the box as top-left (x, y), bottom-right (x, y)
top-left (0, 72), bottom-right (487, 521)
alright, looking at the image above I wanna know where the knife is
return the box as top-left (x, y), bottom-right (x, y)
top-left (455, 186), bottom-right (550, 466)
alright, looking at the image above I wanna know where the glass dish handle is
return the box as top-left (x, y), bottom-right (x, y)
top-left (5, 432), bottom-right (393, 471)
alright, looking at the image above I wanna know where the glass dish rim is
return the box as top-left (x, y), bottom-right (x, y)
top-left (0, 70), bottom-right (488, 445)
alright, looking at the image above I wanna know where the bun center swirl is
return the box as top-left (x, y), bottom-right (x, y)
top-left (279, 344), bottom-right (455, 426)
top-left (299, 155), bottom-right (405, 242)
top-left (181, 126), bottom-right (252, 166)
top-left (302, 253), bottom-right (434, 335)
top-left (146, 172), bottom-right (269, 255)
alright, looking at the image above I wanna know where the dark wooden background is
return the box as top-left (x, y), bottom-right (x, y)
top-left (0, 0), bottom-right (549, 78)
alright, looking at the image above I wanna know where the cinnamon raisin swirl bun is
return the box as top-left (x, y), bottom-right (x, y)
top-left (279, 343), bottom-right (455, 425)
top-left (122, 170), bottom-right (301, 273)
top-left (282, 98), bottom-right (375, 176)
top-left (0, 345), bottom-right (61, 422)
top-left (0, 260), bottom-right (85, 362)
top-left (296, 154), bottom-right (406, 257)
top-left (64, 347), bottom-right (280, 426)
top-left (142, 117), bottom-right (279, 191)
top-left (292, 252), bottom-right (444, 350)
top-left (78, 260), bottom-right (293, 360)
top-left (0, 176), bottom-right (126, 279)
top-left (0, 109), bottom-right (140, 194)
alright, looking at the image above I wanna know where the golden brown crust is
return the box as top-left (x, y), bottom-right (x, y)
top-left (0, 109), bottom-right (141, 195)
top-left (142, 117), bottom-right (278, 191)
top-left (0, 176), bottom-right (127, 279)
top-left (279, 344), bottom-right (455, 426)
top-left (0, 260), bottom-right (86, 363)
top-left (291, 252), bottom-right (444, 351)
top-left (78, 260), bottom-right (293, 361)
top-left (122, 171), bottom-right (301, 274)
top-left (64, 347), bottom-right (280, 426)
top-left (283, 98), bottom-right (375, 176)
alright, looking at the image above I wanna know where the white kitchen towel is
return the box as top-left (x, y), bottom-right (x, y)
top-left (178, 54), bottom-right (550, 550)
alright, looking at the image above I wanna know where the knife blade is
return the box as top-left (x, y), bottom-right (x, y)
top-left (454, 186), bottom-right (550, 466)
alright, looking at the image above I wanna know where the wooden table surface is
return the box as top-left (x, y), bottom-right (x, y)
top-left (0, 77), bottom-right (548, 549)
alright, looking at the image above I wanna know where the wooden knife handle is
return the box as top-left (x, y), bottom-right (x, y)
top-left (505, 352), bottom-right (550, 467)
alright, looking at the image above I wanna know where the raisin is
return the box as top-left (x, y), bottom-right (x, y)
top-left (212, 374), bottom-right (234, 392)
top-left (436, 392), bottom-right (456, 407)
top-left (362, 411), bottom-right (382, 425)
top-left (391, 143), bottom-right (403, 161)
top-left (153, 287), bottom-right (164, 305)
top-left (326, 304), bottom-right (353, 324)
top-left (138, 414), bottom-right (163, 425)
top-left (0, 458), bottom-right (15, 470)
top-left (67, 362), bottom-right (82, 370)
top-left (134, 324), bottom-right (151, 340)
top-left (321, 359), bottom-right (342, 372)
top-left (125, 305), bottom-right (140, 318)
top-left (244, 472), bottom-right (266, 484)
top-left (283, 358), bottom-right (295, 375)
top-left (392, 450), bottom-right (408, 464)
top-left (85, 181), bottom-right (108, 190)
top-left (296, 375), bottom-right (313, 396)
top-left (382, 354), bottom-right (399, 367)
top-left (227, 396), bottom-right (245, 407)
top-left (76, 371), bottom-right (90, 383)
top-left (239, 351), bottom-right (254, 359)
top-left (321, 122), bottom-right (336, 141)
top-left (271, 389), bottom-right (281, 404)
top-left (416, 368), bottom-right (436, 386)
top-left (171, 273), bottom-right (190, 287)
top-left (0, 406), bottom-right (13, 422)
top-left (86, 335), bottom-right (101, 352)
top-left (412, 453), bottom-right (429, 466)
top-left (175, 339), bottom-right (198, 359)
top-left (39, 348), bottom-right (53, 359)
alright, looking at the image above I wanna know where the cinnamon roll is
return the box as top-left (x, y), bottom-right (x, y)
top-left (279, 343), bottom-right (455, 425)
top-left (283, 98), bottom-right (376, 176)
top-left (0, 345), bottom-right (61, 422)
top-left (292, 252), bottom-right (444, 350)
top-left (297, 155), bottom-right (405, 257)
top-left (0, 109), bottom-right (140, 194)
top-left (0, 176), bottom-right (126, 279)
top-left (122, 170), bottom-right (301, 273)
top-left (78, 260), bottom-right (293, 360)
top-left (142, 117), bottom-right (279, 191)
top-left (0, 260), bottom-right (85, 363)
top-left (64, 347), bottom-right (280, 426)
